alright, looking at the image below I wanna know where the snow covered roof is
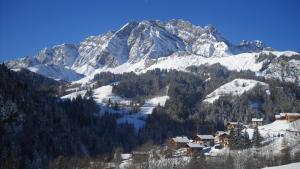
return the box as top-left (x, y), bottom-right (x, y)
top-left (186, 143), bottom-right (205, 148)
top-left (216, 131), bottom-right (230, 136)
top-left (280, 113), bottom-right (286, 117)
top-left (121, 154), bottom-right (132, 160)
top-left (228, 122), bottom-right (239, 125)
top-left (172, 136), bottom-right (190, 143)
top-left (196, 135), bottom-right (214, 140)
top-left (252, 118), bottom-right (263, 122)
top-left (278, 113), bottom-right (300, 117)
top-left (286, 113), bottom-right (300, 116)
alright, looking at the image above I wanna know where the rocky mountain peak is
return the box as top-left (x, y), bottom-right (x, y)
top-left (5, 19), bottom-right (279, 81)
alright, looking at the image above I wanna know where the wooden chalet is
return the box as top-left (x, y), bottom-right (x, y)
top-left (285, 113), bottom-right (300, 122)
top-left (214, 131), bottom-right (230, 147)
top-left (168, 136), bottom-right (190, 149)
top-left (274, 113), bottom-right (300, 122)
top-left (132, 151), bottom-right (148, 163)
top-left (194, 135), bottom-right (214, 146)
top-left (226, 122), bottom-right (239, 130)
top-left (186, 142), bottom-right (205, 156)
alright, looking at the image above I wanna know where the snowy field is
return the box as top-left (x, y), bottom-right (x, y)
top-left (93, 85), bottom-right (131, 106)
top-left (61, 89), bottom-right (87, 100)
top-left (203, 78), bottom-right (269, 103)
top-left (263, 162), bottom-right (300, 169)
top-left (244, 119), bottom-right (300, 155)
top-left (117, 95), bottom-right (169, 130)
top-left (61, 85), bottom-right (130, 106)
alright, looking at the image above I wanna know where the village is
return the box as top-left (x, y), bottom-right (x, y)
top-left (167, 112), bottom-right (300, 157)
top-left (114, 112), bottom-right (300, 167)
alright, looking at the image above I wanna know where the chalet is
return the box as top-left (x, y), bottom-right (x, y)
top-left (186, 142), bottom-right (205, 156)
top-left (214, 131), bottom-right (230, 147)
top-left (168, 136), bottom-right (190, 149)
top-left (226, 122), bottom-right (239, 130)
top-left (274, 113), bottom-right (300, 122)
top-left (132, 151), bottom-right (148, 163)
top-left (251, 118), bottom-right (263, 127)
top-left (194, 135), bottom-right (214, 146)
top-left (285, 113), bottom-right (300, 122)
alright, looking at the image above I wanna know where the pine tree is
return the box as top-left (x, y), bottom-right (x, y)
top-left (113, 101), bottom-right (119, 110)
top-left (228, 127), bottom-right (236, 149)
top-left (252, 127), bottom-right (263, 147)
top-left (107, 98), bottom-right (112, 107)
top-left (243, 130), bottom-right (251, 148)
top-left (281, 137), bottom-right (291, 165)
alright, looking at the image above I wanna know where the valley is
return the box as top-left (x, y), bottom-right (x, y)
top-left (1, 19), bottom-right (300, 169)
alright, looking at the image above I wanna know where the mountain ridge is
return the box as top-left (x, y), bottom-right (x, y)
top-left (6, 19), bottom-right (299, 83)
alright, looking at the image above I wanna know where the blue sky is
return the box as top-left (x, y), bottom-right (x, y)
top-left (0, 0), bottom-right (300, 62)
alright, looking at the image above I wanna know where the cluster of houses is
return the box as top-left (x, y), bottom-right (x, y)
top-left (168, 112), bottom-right (300, 156)
top-left (168, 135), bottom-right (218, 156)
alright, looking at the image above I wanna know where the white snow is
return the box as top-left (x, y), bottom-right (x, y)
top-left (259, 120), bottom-right (291, 136)
top-left (93, 85), bottom-right (131, 106)
top-left (61, 90), bottom-right (87, 100)
top-left (117, 95), bottom-right (169, 130)
top-left (244, 119), bottom-right (297, 141)
top-left (266, 51), bottom-right (299, 57)
top-left (121, 153), bottom-right (132, 160)
top-left (61, 85), bottom-right (169, 130)
top-left (28, 64), bottom-right (83, 81)
top-left (203, 78), bottom-right (268, 103)
top-left (262, 162), bottom-right (300, 169)
top-left (71, 49), bottom-right (299, 86)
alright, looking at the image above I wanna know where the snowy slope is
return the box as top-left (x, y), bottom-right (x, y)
top-left (28, 64), bottom-right (83, 81)
top-left (262, 162), bottom-right (300, 169)
top-left (245, 120), bottom-right (293, 140)
top-left (61, 85), bottom-right (169, 129)
top-left (203, 79), bottom-right (269, 103)
top-left (93, 85), bottom-right (131, 106)
top-left (61, 85), bottom-right (130, 106)
top-left (117, 96), bottom-right (169, 129)
top-left (61, 90), bottom-right (87, 100)
top-left (74, 50), bottom-right (299, 86)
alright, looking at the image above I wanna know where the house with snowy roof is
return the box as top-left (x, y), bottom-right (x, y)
top-left (214, 131), bottom-right (230, 147)
top-left (275, 113), bottom-right (300, 122)
top-left (168, 136), bottom-right (190, 149)
top-left (285, 113), bottom-right (300, 122)
top-left (194, 135), bottom-right (214, 146)
top-left (251, 118), bottom-right (263, 127)
top-left (226, 121), bottom-right (242, 130)
top-left (186, 142), bottom-right (205, 156)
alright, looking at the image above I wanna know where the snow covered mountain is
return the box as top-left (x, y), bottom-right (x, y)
top-left (5, 19), bottom-right (299, 82)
